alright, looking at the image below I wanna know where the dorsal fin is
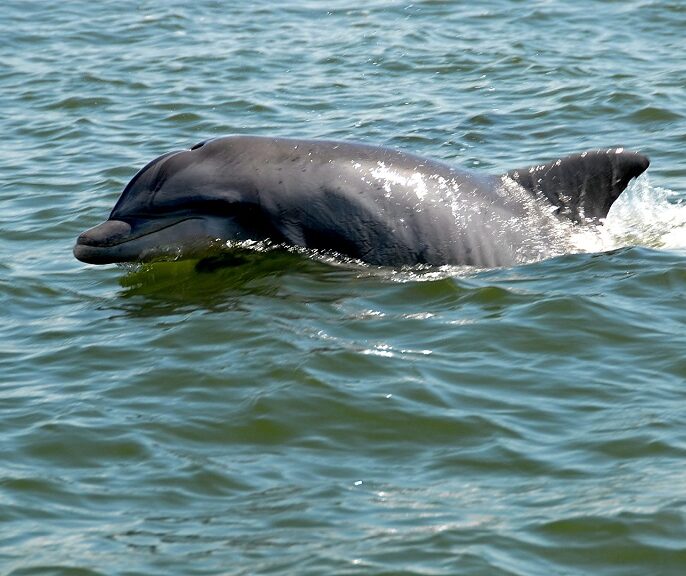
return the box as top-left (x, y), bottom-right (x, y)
top-left (504, 148), bottom-right (650, 221)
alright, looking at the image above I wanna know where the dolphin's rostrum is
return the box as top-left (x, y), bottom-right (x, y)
top-left (74, 136), bottom-right (649, 267)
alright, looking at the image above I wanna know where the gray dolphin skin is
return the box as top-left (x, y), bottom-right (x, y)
top-left (74, 135), bottom-right (649, 267)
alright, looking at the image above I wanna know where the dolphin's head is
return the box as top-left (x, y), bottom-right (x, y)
top-left (74, 140), bottom-right (263, 264)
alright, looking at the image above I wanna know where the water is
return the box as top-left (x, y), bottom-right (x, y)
top-left (2, 1), bottom-right (686, 574)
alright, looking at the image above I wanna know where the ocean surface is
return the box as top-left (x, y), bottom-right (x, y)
top-left (2, 1), bottom-right (686, 574)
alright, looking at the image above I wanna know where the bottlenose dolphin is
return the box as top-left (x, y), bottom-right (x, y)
top-left (74, 136), bottom-right (649, 267)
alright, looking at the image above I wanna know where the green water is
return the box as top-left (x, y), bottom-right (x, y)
top-left (2, 1), bottom-right (686, 574)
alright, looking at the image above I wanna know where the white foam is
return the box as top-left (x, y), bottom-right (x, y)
top-left (570, 175), bottom-right (686, 254)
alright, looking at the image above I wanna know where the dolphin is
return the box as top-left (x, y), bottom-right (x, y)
top-left (74, 136), bottom-right (649, 267)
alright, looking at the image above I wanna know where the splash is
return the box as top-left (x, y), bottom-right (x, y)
top-left (384, 174), bottom-right (685, 283)
top-left (570, 176), bottom-right (686, 255)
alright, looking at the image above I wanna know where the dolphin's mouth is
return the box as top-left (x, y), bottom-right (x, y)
top-left (74, 217), bottom-right (203, 264)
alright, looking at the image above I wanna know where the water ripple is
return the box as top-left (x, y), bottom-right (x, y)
top-left (2, 0), bottom-right (686, 574)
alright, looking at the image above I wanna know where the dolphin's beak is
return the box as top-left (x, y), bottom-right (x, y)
top-left (74, 216), bottom-right (227, 265)
top-left (73, 219), bottom-right (134, 264)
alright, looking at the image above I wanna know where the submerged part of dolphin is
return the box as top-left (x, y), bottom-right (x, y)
top-left (74, 136), bottom-right (649, 268)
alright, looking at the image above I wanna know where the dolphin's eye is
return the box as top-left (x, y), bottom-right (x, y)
top-left (191, 140), bottom-right (207, 151)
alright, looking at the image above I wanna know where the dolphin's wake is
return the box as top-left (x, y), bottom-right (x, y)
top-left (570, 176), bottom-right (686, 256)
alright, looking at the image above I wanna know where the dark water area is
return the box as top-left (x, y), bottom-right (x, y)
top-left (2, 1), bottom-right (685, 574)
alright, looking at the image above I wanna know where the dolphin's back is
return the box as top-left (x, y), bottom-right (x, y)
top-left (189, 137), bottom-right (514, 266)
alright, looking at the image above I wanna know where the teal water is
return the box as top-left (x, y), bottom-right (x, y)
top-left (2, 1), bottom-right (686, 574)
